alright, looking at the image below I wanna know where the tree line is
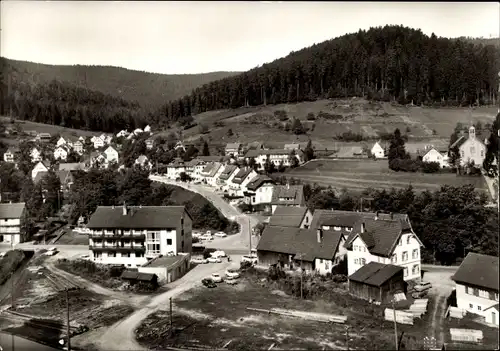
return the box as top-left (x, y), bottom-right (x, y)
top-left (156, 25), bottom-right (500, 123)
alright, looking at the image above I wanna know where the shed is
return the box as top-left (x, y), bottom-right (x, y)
top-left (121, 270), bottom-right (158, 287)
top-left (348, 262), bottom-right (406, 304)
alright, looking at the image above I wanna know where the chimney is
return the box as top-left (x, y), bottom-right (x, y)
top-left (375, 211), bottom-right (379, 220)
top-left (361, 222), bottom-right (365, 233)
top-left (390, 212), bottom-right (394, 220)
top-left (287, 183), bottom-right (290, 190)
top-left (317, 229), bottom-right (323, 243)
top-left (122, 202), bottom-right (127, 216)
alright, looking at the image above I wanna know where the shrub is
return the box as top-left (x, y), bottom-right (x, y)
top-left (274, 110), bottom-right (288, 121)
top-left (306, 112), bottom-right (316, 121)
top-left (421, 161), bottom-right (440, 173)
top-left (332, 274), bottom-right (348, 283)
top-left (0, 250), bottom-right (26, 285)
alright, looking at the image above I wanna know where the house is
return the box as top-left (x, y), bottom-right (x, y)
top-left (37, 133), bottom-right (51, 142)
top-left (245, 149), bottom-right (303, 170)
top-left (166, 160), bottom-right (187, 180)
top-left (270, 184), bottom-right (305, 213)
top-left (89, 152), bottom-right (107, 168)
top-left (31, 161), bottom-right (50, 181)
top-left (174, 141), bottom-right (186, 152)
top-left (244, 175), bottom-right (275, 207)
top-left (53, 146), bottom-right (69, 161)
top-left (56, 136), bottom-right (67, 148)
top-left (133, 128), bottom-right (143, 135)
top-left (343, 213), bottom-right (423, 281)
top-left (371, 141), bottom-right (386, 159)
top-left (78, 136), bottom-right (86, 143)
top-left (450, 126), bottom-right (488, 167)
top-left (452, 252), bottom-right (499, 326)
top-left (348, 262), bottom-right (406, 304)
top-left (3, 148), bottom-right (16, 163)
top-left (73, 141), bottom-right (84, 155)
top-left (184, 159), bottom-right (206, 180)
top-left (144, 125), bottom-right (152, 133)
top-left (225, 143), bottom-right (243, 157)
top-left (135, 155), bottom-right (152, 170)
top-left (104, 146), bottom-right (119, 164)
top-left (422, 147), bottom-right (449, 168)
top-left (30, 147), bottom-right (42, 163)
top-left (138, 254), bottom-right (191, 284)
top-left (334, 146), bottom-right (365, 159)
top-left (228, 167), bottom-right (258, 196)
top-left (217, 165), bottom-right (239, 189)
top-left (59, 163), bottom-right (86, 172)
top-left (0, 202), bottom-right (26, 245)
top-left (117, 130), bottom-right (129, 138)
top-left (256, 226), bottom-right (346, 275)
top-left (93, 136), bottom-right (105, 149)
top-left (121, 271), bottom-right (158, 289)
top-left (269, 206), bottom-right (313, 229)
top-left (145, 138), bottom-right (155, 150)
top-left (86, 204), bottom-right (193, 268)
top-left (200, 162), bottom-right (224, 187)
top-left (104, 135), bottom-right (113, 145)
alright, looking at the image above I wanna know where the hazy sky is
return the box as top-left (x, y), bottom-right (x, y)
top-left (1, 1), bottom-right (499, 75)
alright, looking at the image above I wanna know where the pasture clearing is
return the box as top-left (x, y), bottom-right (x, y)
top-left (287, 159), bottom-right (489, 195)
top-left (54, 229), bottom-right (89, 245)
top-left (1, 117), bottom-right (102, 138)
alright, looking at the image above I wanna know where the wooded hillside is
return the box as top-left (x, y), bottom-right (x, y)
top-left (156, 26), bottom-right (500, 124)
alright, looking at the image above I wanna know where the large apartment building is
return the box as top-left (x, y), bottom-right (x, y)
top-left (0, 202), bottom-right (26, 245)
top-left (86, 204), bottom-right (193, 268)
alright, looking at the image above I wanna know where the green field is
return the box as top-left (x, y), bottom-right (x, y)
top-left (286, 159), bottom-right (490, 195)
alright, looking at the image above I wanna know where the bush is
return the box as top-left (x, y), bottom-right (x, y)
top-left (334, 131), bottom-right (367, 142)
top-left (274, 110), bottom-right (288, 121)
top-left (238, 203), bottom-right (252, 213)
top-left (317, 111), bottom-right (343, 121)
top-left (0, 250), bottom-right (26, 285)
top-left (421, 161), bottom-right (441, 173)
top-left (227, 221), bottom-right (240, 234)
top-left (332, 274), bottom-right (348, 283)
top-left (306, 112), bottom-right (316, 120)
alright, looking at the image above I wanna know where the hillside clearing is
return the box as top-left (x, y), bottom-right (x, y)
top-left (1, 117), bottom-right (102, 139)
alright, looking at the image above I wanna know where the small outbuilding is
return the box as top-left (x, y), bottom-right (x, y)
top-left (121, 271), bottom-right (158, 289)
top-left (348, 262), bottom-right (406, 304)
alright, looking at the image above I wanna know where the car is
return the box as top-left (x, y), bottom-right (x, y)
top-left (201, 278), bottom-right (217, 288)
top-left (414, 281), bottom-right (432, 292)
top-left (200, 234), bottom-right (213, 241)
top-left (211, 250), bottom-right (227, 258)
top-left (207, 257), bottom-right (222, 263)
top-left (80, 254), bottom-right (90, 260)
top-left (214, 232), bottom-right (227, 238)
top-left (192, 232), bottom-right (202, 238)
top-left (48, 247), bottom-right (57, 252)
top-left (225, 269), bottom-right (240, 279)
top-left (205, 230), bottom-right (212, 236)
top-left (211, 273), bottom-right (223, 283)
top-left (44, 250), bottom-right (58, 256)
top-left (226, 279), bottom-right (238, 285)
top-left (191, 257), bottom-right (208, 264)
top-left (411, 290), bottom-right (428, 299)
top-left (0, 252), bottom-right (6, 258)
top-left (241, 255), bottom-right (258, 265)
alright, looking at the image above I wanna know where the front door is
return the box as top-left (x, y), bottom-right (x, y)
top-left (492, 312), bottom-right (497, 325)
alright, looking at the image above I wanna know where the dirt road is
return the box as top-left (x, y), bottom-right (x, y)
top-left (82, 261), bottom-right (234, 351)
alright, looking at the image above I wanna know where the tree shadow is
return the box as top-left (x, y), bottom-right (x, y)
top-left (3, 318), bottom-right (64, 348)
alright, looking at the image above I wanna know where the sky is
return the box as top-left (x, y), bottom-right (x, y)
top-left (1, 1), bottom-right (499, 75)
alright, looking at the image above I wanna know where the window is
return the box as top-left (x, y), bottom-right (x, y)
top-left (466, 286), bottom-right (472, 295)
top-left (404, 267), bottom-right (408, 277)
top-left (398, 239), bottom-right (402, 246)
top-left (360, 258), bottom-right (366, 265)
top-left (402, 251), bottom-right (408, 262)
top-left (319, 259), bottom-right (324, 264)
top-left (479, 290), bottom-right (489, 299)
top-left (469, 303), bottom-right (474, 309)
top-left (391, 254), bottom-right (397, 264)
top-left (473, 288), bottom-right (479, 297)
top-left (147, 232), bottom-right (160, 241)
top-left (354, 258), bottom-right (359, 264)
top-left (481, 150), bottom-right (484, 157)
top-left (325, 261), bottom-right (330, 270)
top-left (353, 245), bottom-right (357, 251)
top-left (461, 150), bottom-right (465, 157)
top-left (412, 264), bottom-right (419, 276)
top-left (412, 249), bottom-right (418, 259)
top-left (407, 235), bottom-right (411, 244)
top-left (147, 243), bottom-right (160, 254)
top-left (109, 252), bottom-right (116, 257)
top-left (496, 293), bottom-right (499, 302)
top-left (478, 306), bottom-right (482, 311)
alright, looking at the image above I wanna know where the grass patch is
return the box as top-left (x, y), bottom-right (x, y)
top-left (55, 259), bottom-right (125, 290)
top-left (0, 250), bottom-right (26, 285)
top-left (444, 314), bottom-right (499, 349)
top-left (54, 230), bottom-right (89, 245)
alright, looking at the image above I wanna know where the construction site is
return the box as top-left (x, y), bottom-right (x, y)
top-left (0, 250), bottom-right (134, 349)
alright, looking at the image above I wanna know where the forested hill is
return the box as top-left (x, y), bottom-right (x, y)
top-left (156, 25), bottom-right (500, 124)
top-left (1, 58), bottom-right (240, 107)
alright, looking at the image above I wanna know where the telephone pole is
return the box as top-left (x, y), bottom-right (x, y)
top-left (345, 326), bottom-right (350, 350)
top-left (392, 299), bottom-right (398, 350)
top-left (248, 218), bottom-right (252, 255)
top-left (169, 297), bottom-right (173, 336)
top-left (66, 288), bottom-right (71, 351)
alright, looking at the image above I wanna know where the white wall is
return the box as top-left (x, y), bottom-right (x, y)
top-left (314, 237), bottom-right (347, 275)
top-left (92, 251), bottom-right (147, 268)
top-left (423, 149), bottom-right (449, 168)
top-left (300, 210), bottom-right (314, 229)
top-left (371, 144), bottom-right (385, 158)
top-left (254, 184), bottom-right (274, 205)
top-left (456, 283), bottom-right (499, 323)
top-left (238, 171), bottom-right (258, 196)
top-left (0, 217), bottom-right (22, 245)
top-left (459, 138), bottom-right (487, 167)
top-left (31, 162), bottom-right (48, 180)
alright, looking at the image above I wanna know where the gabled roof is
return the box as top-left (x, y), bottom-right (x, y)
top-left (0, 202), bottom-right (26, 219)
top-left (87, 205), bottom-right (191, 229)
top-left (121, 271), bottom-right (156, 282)
top-left (246, 175), bottom-right (274, 191)
top-left (136, 155), bottom-right (149, 164)
top-left (232, 168), bottom-right (254, 184)
top-left (257, 226), bottom-right (344, 262)
top-left (452, 252), bottom-right (499, 292)
top-left (269, 206), bottom-right (309, 228)
top-left (450, 130), bottom-right (490, 149)
top-left (284, 143), bottom-right (301, 150)
top-left (218, 165), bottom-right (238, 180)
top-left (270, 185), bottom-right (305, 206)
top-left (225, 143), bottom-right (241, 149)
top-left (310, 210), bottom-right (412, 231)
top-left (348, 262), bottom-right (404, 287)
top-left (245, 148), bottom-right (300, 158)
top-left (5, 148), bottom-right (18, 154)
top-left (343, 218), bottom-right (416, 257)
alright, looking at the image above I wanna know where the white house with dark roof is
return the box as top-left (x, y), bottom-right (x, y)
top-left (56, 136), bottom-right (67, 148)
top-left (225, 143), bottom-right (243, 157)
top-left (184, 159), bottom-right (206, 180)
top-left (30, 147), bottom-right (42, 163)
top-left (166, 161), bottom-right (187, 180)
top-left (244, 175), bottom-right (275, 206)
top-left (422, 147), bottom-right (450, 168)
top-left (217, 165), bottom-right (239, 190)
top-left (270, 184), bottom-right (305, 213)
top-left (86, 204), bottom-right (193, 268)
top-left (256, 226), bottom-right (347, 275)
top-left (135, 155), bottom-right (152, 170)
top-left (3, 148), bottom-right (16, 163)
top-left (54, 146), bottom-right (69, 161)
top-left (104, 146), bottom-right (119, 165)
top-left (228, 167), bottom-right (258, 196)
top-left (245, 149), bottom-right (303, 170)
top-left (269, 206), bottom-right (313, 229)
top-left (145, 138), bottom-right (155, 150)
top-left (452, 252), bottom-right (499, 326)
top-left (201, 162), bottom-right (224, 187)
top-left (450, 126), bottom-right (489, 167)
top-left (72, 140), bottom-right (84, 155)
top-left (31, 161), bottom-right (50, 181)
top-left (0, 202), bottom-right (26, 245)
top-left (93, 136), bottom-right (105, 149)
top-left (371, 141), bottom-right (386, 159)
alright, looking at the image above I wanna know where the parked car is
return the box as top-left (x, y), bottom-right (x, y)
top-left (226, 279), bottom-right (238, 285)
top-left (44, 247), bottom-right (58, 256)
top-left (211, 273), bottom-right (223, 283)
top-left (241, 255), bottom-right (258, 265)
top-left (207, 257), bottom-right (222, 263)
top-left (411, 290), bottom-right (428, 299)
top-left (200, 234), bottom-right (213, 241)
top-left (211, 250), bottom-right (227, 258)
top-left (414, 281), bottom-right (432, 292)
top-left (191, 257), bottom-right (208, 264)
top-left (202, 278), bottom-right (217, 288)
top-left (205, 230), bottom-right (212, 236)
top-left (214, 232), bottom-right (227, 238)
top-left (225, 269), bottom-right (240, 279)
top-left (192, 232), bottom-right (202, 238)
top-left (80, 254), bottom-right (90, 260)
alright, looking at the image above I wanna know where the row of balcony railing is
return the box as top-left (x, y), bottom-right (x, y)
top-left (89, 244), bottom-right (146, 252)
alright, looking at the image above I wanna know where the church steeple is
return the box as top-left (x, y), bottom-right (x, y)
top-left (468, 125), bottom-right (476, 139)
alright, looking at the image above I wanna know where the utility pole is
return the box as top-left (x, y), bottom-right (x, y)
top-left (392, 299), bottom-right (398, 350)
top-left (248, 218), bottom-right (252, 255)
top-left (345, 326), bottom-right (350, 350)
top-left (169, 297), bottom-right (173, 336)
top-left (298, 253), bottom-right (303, 300)
top-left (66, 288), bottom-right (71, 351)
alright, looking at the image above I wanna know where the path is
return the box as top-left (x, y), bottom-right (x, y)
top-left (482, 171), bottom-right (499, 204)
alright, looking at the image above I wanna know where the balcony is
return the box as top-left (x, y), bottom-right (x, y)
top-left (90, 232), bottom-right (145, 240)
top-left (89, 245), bottom-right (146, 253)
top-left (0, 228), bottom-right (20, 234)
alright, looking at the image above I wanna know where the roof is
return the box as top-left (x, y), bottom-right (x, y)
top-left (257, 226), bottom-right (344, 262)
top-left (284, 143), bottom-right (301, 150)
top-left (348, 262), bottom-right (404, 287)
top-left (5, 148), bottom-right (18, 154)
top-left (59, 163), bottom-right (85, 171)
top-left (121, 271), bottom-right (157, 282)
top-left (270, 185), bottom-right (305, 206)
top-left (451, 252), bottom-right (499, 292)
top-left (335, 146), bottom-right (365, 158)
top-left (343, 218), bottom-right (413, 257)
top-left (245, 148), bottom-right (300, 158)
top-left (232, 168), bottom-right (254, 184)
top-left (484, 304), bottom-right (499, 312)
top-left (206, 162), bottom-right (222, 177)
top-left (38, 133), bottom-right (51, 137)
top-left (0, 202), bottom-right (26, 219)
top-left (246, 175), bottom-right (274, 191)
top-left (218, 165), bottom-right (238, 180)
top-left (197, 156), bottom-right (226, 162)
top-left (34, 170), bottom-right (74, 185)
top-left (269, 206), bottom-right (308, 228)
top-left (144, 255), bottom-right (185, 268)
top-left (87, 205), bottom-right (190, 229)
top-left (136, 155), bottom-right (149, 164)
top-left (310, 210), bottom-right (411, 231)
top-left (225, 143), bottom-right (241, 149)
top-left (450, 129), bottom-right (490, 149)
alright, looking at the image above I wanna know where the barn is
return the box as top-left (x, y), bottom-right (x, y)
top-left (348, 262), bottom-right (406, 304)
